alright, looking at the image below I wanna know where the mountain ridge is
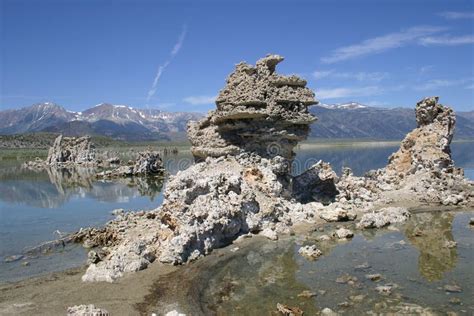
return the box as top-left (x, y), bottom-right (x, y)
top-left (1, 102), bottom-right (473, 141)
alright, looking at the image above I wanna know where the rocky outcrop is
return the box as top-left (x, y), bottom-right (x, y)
top-left (293, 160), bottom-right (339, 204)
top-left (47, 135), bottom-right (97, 165)
top-left (24, 135), bottom-right (99, 169)
top-left (357, 207), bottom-right (410, 229)
top-left (67, 304), bottom-right (109, 316)
top-left (96, 151), bottom-right (165, 178)
top-left (77, 56), bottom-right (473, 283)
top-left (386, 96), bottom-right (455, 175)
top-left (188, 54), bottom-right (317, 162)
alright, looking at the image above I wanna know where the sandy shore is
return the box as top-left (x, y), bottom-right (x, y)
top-left (0, 261), bottom-right (177, 315)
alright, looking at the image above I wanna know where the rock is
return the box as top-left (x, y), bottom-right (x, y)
top-left (316, 234), bottom-right (331, 242)
top-left (97, 151), bottom-right (165, 178)
top-left (333, 228), bottom-right (354, 239)
top-left (293, 161), bottom-right (339, 204)
top-left (444, 284), bottom-right (462, 293)
top-left (260, 228), bottom-right (278, 241)
top-left (349, 294), bottom-right (365, 303)
top-left (354, 262), bottom-right (371, 270)
top-left (297, 290), bottom-right (317, 298)
top-left (469, 218), bottom-right (474, 226)
top-left (107, 157), bottom-right (120, 164)
top-left (165, 311), bottom-right (186, 316)
top-left (47, 135), bottom-right (97, 165)
top-left (21, 261), bottom-right (30, 266)
top-left (111, 208), bottom-right (125, 216)
top-left (444, 240), bottom-right (457, 248)
top-left (319, 207), bottom-right (356, 222)
top-left (3, 255), bottom-right (23, 263)
top-left (67, 304), bottom-right (109, 316)
top-left (365, 273), bottom-right (382, 281)
top-left (357, 207), bottom-right (410, 229)
top-left (188, 54), bottom-right (317, 161)
top-left (321, 307), bottom-right (338, 315)
top-left (276, 303), bottom-right (304, 316)
top-left (335, 274), bottom-right (357, 284)
top-left (386, 96), bottom-right (455, 175)
top-left (376, 285), bottom-right (393, 295)
top-left (298, 245), bottom-right (322, 260)
top-left (449, 297), bottom-right (462, 305)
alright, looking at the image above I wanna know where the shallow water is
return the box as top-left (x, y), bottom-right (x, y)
top-left (0, 141), bottom-right (473, 283)
top-left (143, 211), bottom-right (473, 315)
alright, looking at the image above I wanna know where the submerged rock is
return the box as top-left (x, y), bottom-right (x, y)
top-left (298, 245), bottom-right (322, 260)
top-left (333, 228), bottom-right (354, 239)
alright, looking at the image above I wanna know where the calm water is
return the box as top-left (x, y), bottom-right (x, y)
top-left (0, 141), bottom-right (473, 283)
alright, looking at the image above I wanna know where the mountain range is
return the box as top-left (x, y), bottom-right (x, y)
top-left (0, 102), bottom-right (473, 141)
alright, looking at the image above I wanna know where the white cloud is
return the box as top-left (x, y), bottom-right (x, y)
top-left (313, 70), bottom-right (333, 80)
top-left (438, 11), bottom-right (474, 19)
top-left (317, 86), bottom-right (382, 99)
top-left (183, 95), bottom-right (217, 105)
top-left (321, 26), bottom-right (445, 63)
top-left (313, 70), bottom-right (388, 82)
top-left (420, 35), bottom-right (474, 46)
top-left (419, 65), bottom-right (434, 74)
top-left (465, 83), bottom-right (474, 90)
top-left (146, 24), bottom-right (187, 104)
top-left (415, 79), bottom-right (472, 91)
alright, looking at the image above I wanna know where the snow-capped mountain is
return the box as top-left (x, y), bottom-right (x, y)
top-left (317, 102), bottom-right (368, 110)
top-left (1, 102), bottom-right (473, 141)
top-left (0, 102), bottom-right (204, 141)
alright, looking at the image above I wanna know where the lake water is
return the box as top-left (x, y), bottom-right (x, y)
top-left (0, 141), bottom-right (473, 284)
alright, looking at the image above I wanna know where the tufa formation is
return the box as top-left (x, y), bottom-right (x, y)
top-left (188, 54), bottom-right (317, 161)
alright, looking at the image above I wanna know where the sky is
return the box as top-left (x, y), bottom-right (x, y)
top-left (1, 0), bottom-right (473, 112)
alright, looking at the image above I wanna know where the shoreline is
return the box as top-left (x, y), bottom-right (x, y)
top-left (1, 207), bottom-right (473, 315)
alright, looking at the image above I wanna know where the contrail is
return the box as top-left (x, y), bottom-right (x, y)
top-left (146, 24), bottom-right (187, 104)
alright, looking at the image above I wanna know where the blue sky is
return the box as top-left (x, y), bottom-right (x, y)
top-left (1, 0), bottom-right (473, 112)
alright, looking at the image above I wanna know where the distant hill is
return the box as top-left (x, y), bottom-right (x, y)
top-left (0, 102), bottom-right (473, 141)
top-left (0, 103), bottom-right (203, 141)
top-left (310, 102), bottom-right (474, 140)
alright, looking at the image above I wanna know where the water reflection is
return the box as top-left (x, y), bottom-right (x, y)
top-left (405, 212), bottom-right (457, 281)
top-left (0, 166), bottom-right (163, 208)
top-left (293, 141), bottom-right (474, 176)
top-left (149, 211), bottom-right (474, 315)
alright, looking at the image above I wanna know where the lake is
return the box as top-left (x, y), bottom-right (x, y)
top-left (0, 141), bottom-right (473, 284)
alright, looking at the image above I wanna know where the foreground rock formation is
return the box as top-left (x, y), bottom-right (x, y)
top-left (188, 54), bottom-right (317, 161)
top-left (75, 55), bottom-right (473, 283)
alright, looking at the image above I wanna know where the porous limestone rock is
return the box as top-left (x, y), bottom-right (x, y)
top-left (188, 54), bottom-right (317, 162)
top-left (357, 207), bottom-right (410, 229)
top-left (298, 245), bottom-right (323, 260)
top-left (67, 304), bottom-right (109, 316)
top-left (293, 160), bottom-right (339, 204)
top-left (386, 96), bottom-right (456, 175)
top-left (333, 227), bottom-right (354, 239)
top-left (47, 135), bottom-right (97, 165)
top-left (96, 150), bottom-right (165, 178)
top-left (75, 58), bottom-right (473, 283)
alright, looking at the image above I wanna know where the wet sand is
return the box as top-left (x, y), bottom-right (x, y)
top-left (0, 262), bottom-right (177, 315)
